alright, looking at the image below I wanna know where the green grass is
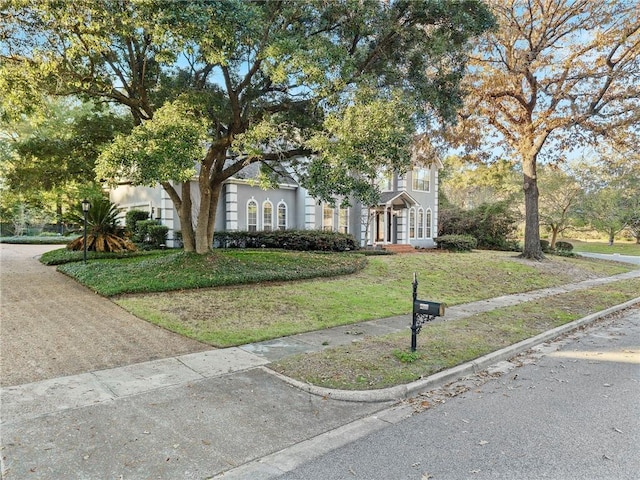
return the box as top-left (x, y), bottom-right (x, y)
top-left (56, 249), bottom-right (367, 296)
top-left (0, 235), bottom-right (76, 245)
top-left (40, 246), bottom-right (162, 265)
top-left (114, 250), bottom-right (635, 347)
top-left (271, 277), bottom-right (640, 390)
top-left (568, 239), bottom-right (640, 255)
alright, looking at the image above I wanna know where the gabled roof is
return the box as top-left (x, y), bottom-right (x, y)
top-left (378, 191), bottom-right (419, 207)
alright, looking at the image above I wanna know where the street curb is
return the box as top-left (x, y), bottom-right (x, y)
top-left (262, 297), bottom-right (640, 403)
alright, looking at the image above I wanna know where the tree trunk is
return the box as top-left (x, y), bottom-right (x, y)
top-left (194, 185), bottom-right (212, 255)
top-left (521, 156), bottom-right (544, 260)
top-left (550, 226), bottom-right (558, 250)
top-left (161, 167), bottom-right (226, 254)
top-left (178, 182), bottom-right (196, 252)
top-left (56, 196), bottom-right (63, 235)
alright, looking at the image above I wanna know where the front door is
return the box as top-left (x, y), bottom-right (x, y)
top-left (376, 212), bottom-right (384, 242)
top-left (375, 210), bottom-right (397, 243)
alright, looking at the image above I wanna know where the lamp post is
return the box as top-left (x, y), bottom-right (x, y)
top-left (81, 199), bottom-right (90, 264)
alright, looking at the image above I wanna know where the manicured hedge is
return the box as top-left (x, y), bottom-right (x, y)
top-left (213, 230), bottom-right (358, 252)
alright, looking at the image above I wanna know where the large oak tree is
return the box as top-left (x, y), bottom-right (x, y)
top-left (1, 0), bottom-right (494, 253)
top-left (452, 0), bottom-right (640, 259)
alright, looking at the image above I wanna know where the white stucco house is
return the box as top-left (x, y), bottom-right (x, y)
top-left (109, 159), bottom-right (441, 249)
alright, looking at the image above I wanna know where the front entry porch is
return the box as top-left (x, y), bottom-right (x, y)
top-left (370, 191), bottom-right (419, 246)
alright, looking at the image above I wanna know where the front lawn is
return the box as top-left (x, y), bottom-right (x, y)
top-left (271, 277), bottom-right (640, 390)
top-left (112, 250), bottom-right (634, 346)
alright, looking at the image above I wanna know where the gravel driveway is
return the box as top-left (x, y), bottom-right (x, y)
top-left (0, 244), bottom-right (210, 387)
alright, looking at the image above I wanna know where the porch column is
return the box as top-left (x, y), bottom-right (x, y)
top-left (384, 205), bottom-right (389, 243)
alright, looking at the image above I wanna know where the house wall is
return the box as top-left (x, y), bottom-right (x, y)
top-left (406, 166), bottom-right (438, 248)
top-left (232, 181), bottom-right (298, 231)
top-left (110, 183), bottom-right (163, 223)
top-left (109, 162), bottom-right (440, 249)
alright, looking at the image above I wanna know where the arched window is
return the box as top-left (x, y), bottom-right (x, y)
top-left (263, 200), bottom-right (273, 232)
top-left (247, 199), bottom-right (258, 232)
top-left (277, 201), bottom-right (287, 230)
top-left (417, 208), bottom-right (424, 238)
top-left (425, 209), bottom-right (432, 238)
top-left (409, 208), bottom-right (416, 239)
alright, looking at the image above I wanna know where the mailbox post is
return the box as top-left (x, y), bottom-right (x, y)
top-left (411, 272), bottom-right (445, 351)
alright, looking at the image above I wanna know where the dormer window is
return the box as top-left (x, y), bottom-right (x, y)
top-left (412, 167), bottom-right (430, 192)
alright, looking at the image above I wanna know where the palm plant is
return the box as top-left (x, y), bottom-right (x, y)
top-left (67, 197), bottom-right (136, 252)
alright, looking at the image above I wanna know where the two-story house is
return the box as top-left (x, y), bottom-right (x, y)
top-left (109, 157), bottom-right (440, 249)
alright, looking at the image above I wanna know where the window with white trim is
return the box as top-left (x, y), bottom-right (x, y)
top-left (263, 200), bottom-right (273, 232)
top-left (247, 199), bottom-right (258, 232)
top-left (323, 204), bottom-right (334, 231)
top-left (412, 167), bottom-right (430, 192)
top-left (409, 208), bottom-right (416, 239)
top-left (426, 209), bottom-right (432, 238)
top-left (376, 170), bottom-right (393, 192)
top-left (277, 202), bottom-right (287, 230)
top-left (417, 208), bottom-right (424, 238)
top-left (339, 207), bottom-right (348, 234)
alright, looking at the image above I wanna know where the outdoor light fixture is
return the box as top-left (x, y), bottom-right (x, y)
top-left (81, 199), bottom-right (90, 264)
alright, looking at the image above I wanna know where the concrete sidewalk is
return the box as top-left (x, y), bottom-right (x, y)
top-left (1, 245), bottom-right (639, 479)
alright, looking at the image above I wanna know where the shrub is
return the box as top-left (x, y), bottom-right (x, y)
top-left (214, 230), bottom-right (358, 252)
top-left (147, 224), bottom-right (168, 248)
top-left (134, 219), bottom-right (168, 249)
top-left (435, 234), bottom-right (478, 252)
top-left (540, 239), bottom-right (551, 253)
top-left (66, 197), bottom-right (136, 253)
top-left (438, 201), bottom-right (519, 250)
top-left (126, 209), bottom-right (151, 242)
top-left (555, 241), bottom-right (573, 252)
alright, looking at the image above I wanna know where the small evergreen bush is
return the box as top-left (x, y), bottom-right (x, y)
top-left (125, 210), bottom-right (150, 241)
top-left (540, 239), bottom-right (551, 253)
top-left (147, 224), bottom-right (168, 247)
top-left (435, 234), bottom-right (478, 252)
top-left (134, 219), bottom-right (168, 249)
top-left (555, 241), bottom-right (573, 252)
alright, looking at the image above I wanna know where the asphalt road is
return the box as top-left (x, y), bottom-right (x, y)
top-left (576, 251), bottom-right (640, 265)
top-left (277, 307), bottom-right (640, 480)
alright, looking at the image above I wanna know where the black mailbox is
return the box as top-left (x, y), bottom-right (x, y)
top-left (411, 273), bottom-right (445, 351)
top-left (414, 300), bottom-right (445, 318)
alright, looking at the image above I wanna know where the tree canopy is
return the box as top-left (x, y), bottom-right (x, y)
top-left (1, 0), bottom-right (495, 252)
top-left (0, 98), bottom-right (130, 231)
top-left (451, 0), bottom-right (640, 259)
